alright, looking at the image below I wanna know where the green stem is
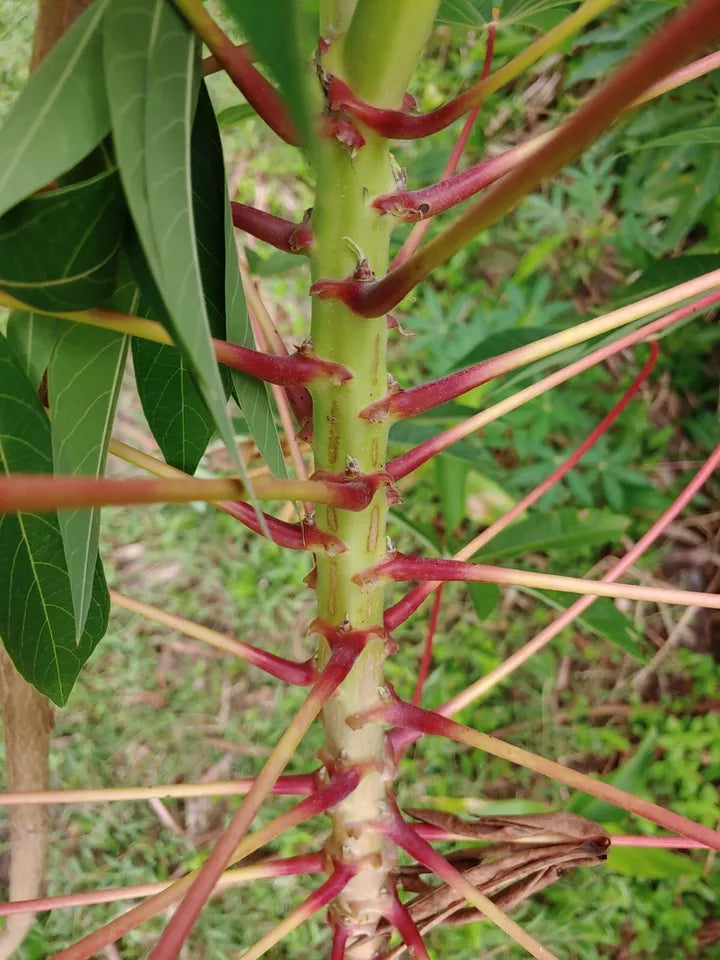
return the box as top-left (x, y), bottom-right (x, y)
top-left (309, 1), bottom-right (439, 944)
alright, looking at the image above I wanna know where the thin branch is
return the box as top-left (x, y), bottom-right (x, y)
top-left (232, 202), bottom-right (312, 253)
top-left (235, 864), bottom-right (355, 960)
top-left (0, 472), bottom-right (382, 513)
top-left (51, 770), bottom-right (360, 960)
top-left (0, 775), bottom-right (317, 807)
top-left (362, 553), bottom-right (720, 611)
top-left (386, 813), bottom-right (560, 960)
top-left (0, 855), bottom-right (325, 915)
top-left (411, 586), bottom-right (443, 708)
top-left (239, 256), bottom-right (314, 439)
top-left (111, 590), bottom-right (316, 686)
top-left (312, 0), bottom-right (720, 316)
top-left (412, 824), bottom-right (713, 849)
top-left (386, 289), bottom-right (717, 479)
top-left (385, 343), bottom-right (659, 630)
top-left (417, 441), bottom-right (720, 729)
top-left (109, 440), bottom-right (340, 553)
top-left (353, 702), bottom-right (720, 851)
top-left (391, 19), bottom-right (497, 268)
top-left (171, 0), bottom-right (300, 145)
top-left (149, 634), bottom-right (369, 959)
top-left (378, 49), bottom-right (720, 229)
top-left (0, 290), bottom-right (348, 388)
top-left (383, 892), bottom-right (431, 960)
top-left (369, 274), bottom-right (714, 421)
top-left (327, 0), bottom-right (617, 140)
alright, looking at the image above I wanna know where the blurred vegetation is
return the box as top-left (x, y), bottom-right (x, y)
top-left (1, 1), bottom-right (719, 957)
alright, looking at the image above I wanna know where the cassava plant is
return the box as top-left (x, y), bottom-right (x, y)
top-left (0, 0), bottom-right (719, 957)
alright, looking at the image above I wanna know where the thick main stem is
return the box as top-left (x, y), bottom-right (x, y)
top-left (310, 1), bottom-right (439, 946)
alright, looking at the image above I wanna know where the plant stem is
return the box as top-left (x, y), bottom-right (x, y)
top-left (332, 0), bottom-right (618, 138)
top-left (425, 441), bottom-right (720, 726)
top-left (314, 0), bottom-right (720, 316)
top-left (108, 439), bottom-right (342, 553)
top-left (0, 473), bottom-right (381, 512)
top-left (0, 776), bottom-right (316, 806)
top-left (377, 49), bottom-right (720, 231)
top-left (150, 638), bottom-right (365, 958)
top-left (308, 2), bottom-right (440, 944)
top-left (366, 281), bottom-right (719, 422)
top-left (171, 0), bottom-right (299, 144)
top-left (0, 855), bottom-right (325, 915)
top-left (385, 343), bottom-right (658, 630)
top-left (52, 771), bottom-right (360, 960)
top-left (358, 703), bottom-right (720, 851)
top-left (235, 864), bottom-right (356, 960)
top-left (110, 590), bottom-right (316, 685)
top-left (231, 202), bottom-right (313, 253)
top-left (386, 292), bottom-right (715, 479)
top-left (0, 290), bottom-right (347, 388)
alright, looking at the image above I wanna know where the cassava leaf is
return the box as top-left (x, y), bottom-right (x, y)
top-left (104, 0), bottom-right (256, 486)
top-left (216, 103), bottom-right (256, 127)
top-left (569, 729), bottom-right (658, 821)
top-left (473, 508), bottom-right (630, 561)
top-left (0, 167), bottom-right (125, 311)
top-left (0, 0), bottom-right (111, 219)
top-left (522, 587), bottom-right (647, 660)
top-left (48, 322), bottom-right (128, 639)
top-left (434, 455), bottom-right (469, 533)
top-left (0, 333), bottom-right (109, 706)
top-left (468, 582), bottom-right (501, 622)
top-left (6, 311), bottom-right (59, 390)
top-left (223, 0), bottom-right (313, 142)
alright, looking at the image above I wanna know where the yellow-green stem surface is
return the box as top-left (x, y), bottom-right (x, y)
top-left (310, 0), bottom-right (438, 942)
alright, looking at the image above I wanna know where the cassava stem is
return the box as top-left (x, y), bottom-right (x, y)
top-left (309, 2), bottom-right (440, 948)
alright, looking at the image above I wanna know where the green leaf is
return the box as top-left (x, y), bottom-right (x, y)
top-left (474, 508), bottom-right (630, 561)
top-left (522, 588), bottom-right (647, 660)
top-left (6, 311), bottom-right (59, 390)
top-left (216, 103), bottom-right (256, 127)
top-left (132, 340), bottom-right (219, 475)
top-left (0, 0), bottom-right (110, 219)
top-left (468, 582), bottom-right (501, 622)
top-left (223, 0), bottom-right (313, 142)
top-left (570, 730), bottom-right (658, 820)
top-left (453, 327), bottom-right (554, 371)
top-left (619, 255), bottom-right (720, 303)
top-left (606, 844), bottom-right (704, 879)
top-left (104, 0), bottom-right (256, 486)
top-left (626, 127), bottom-right (720, 150)
top-left (245, 248), bottom-right (304, 277)
top-left (0, 167), bottom-right (125, 311)
top-left (434, 455), bottom-right (469, 533)
top-left (48, 321), bottom-right (127, 639)
top-left (0, 333), bottom-right (109, 706)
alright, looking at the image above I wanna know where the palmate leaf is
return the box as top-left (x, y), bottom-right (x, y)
top-left (104, 0), bottom-right (270, 488)
top-left (437, 0), bottom-right (571, 26)
top-left (0, 333), bottom-right (109, 706)
top-left (0, 167), bottom-right (125, 311)
top-left (0, 0), bottom-right (111, 219)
